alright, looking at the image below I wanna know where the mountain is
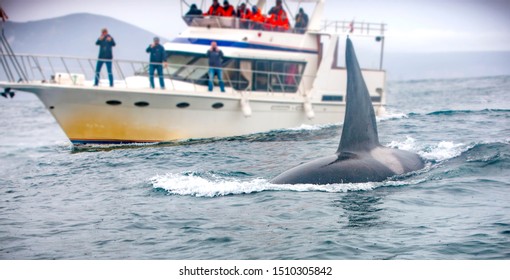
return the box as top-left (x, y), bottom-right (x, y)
top-left (2, 13), bottom-right (169, 61)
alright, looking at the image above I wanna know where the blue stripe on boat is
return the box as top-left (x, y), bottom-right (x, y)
top-left (171, 37), bottom-right (318, 54)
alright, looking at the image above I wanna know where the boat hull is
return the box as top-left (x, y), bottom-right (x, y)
top-left (6, 84), bottom-right (369, 144)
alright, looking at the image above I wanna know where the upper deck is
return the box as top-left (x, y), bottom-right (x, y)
top-left (174, 0), bottom-right (387, 69)
top-left (179, 0), bottom-right (386, 36)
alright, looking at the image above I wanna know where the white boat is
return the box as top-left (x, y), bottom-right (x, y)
top-left (0, 0), bottom-right (387, 145)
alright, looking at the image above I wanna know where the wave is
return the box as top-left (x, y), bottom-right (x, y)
top-left (149, 172), bottom-right (423, 198)
top-left (395, 74), bottom-right (510, 84)
top-left (387, 137), bottom-right (466, 162)
top-left (283, 123), bottom-right (336, 131)
top-left (369, 139), bottom-right (509, 173)
top-left (71, 141), bottom-right (162, 153)
top-left (402, 108), bottom-right (510, 118)
top-left (376, 109), bottom-right (408, 121)
top-left (450, 141), bottom-right (510, 164)
top-left (149, 140), bottom-right (508, 197)
top-left (211, 124), bottom-right (339, 143)
top-left (419, 141), bottom-right (467, 162)
top-left (69, 107), bottom-right (509, 153)
top-left (71, 124), bottom-right (341, 153)
top-left (426, 108), bottom-right (510, 116)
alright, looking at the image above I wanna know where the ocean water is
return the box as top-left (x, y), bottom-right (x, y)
top-left (0, 76), bottom-right (509, 260)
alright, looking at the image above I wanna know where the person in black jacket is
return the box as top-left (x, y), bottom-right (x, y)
top-left (146, 37), bottom-right (167, 89)
top-left (206, 41), bottom-right (225, 92)
top-left (94, 28), bottom-right (116, 87)
top-left (295, 8), bottom-right (309, 33)
top-left (184, 4), bottom-right (203, 25)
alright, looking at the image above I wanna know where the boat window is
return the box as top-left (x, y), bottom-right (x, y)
top-left (106, 100), bottom-right (122, 106)
top-left (211, 102), bottom-right (224, 109)
top-left (134, 101), bottom-right (150, 107)
top-left (322, 95), bottom-right (343, 102)
top-left (252, 60), bottom-right (305, 93)
top-left (165, 52), bottom-right (233, 86)
top-left (222, 60), bottom-right (251, 91)
top-left (140, 51), bottom-right (305, 92)
top-left (176, 102), bottom-right (190, 108)
top-left (239, 60), bottom-right (252, 90)
top-left (167, 53), bottom-right (210, 84)
top-left (166, 54), bottom-right (198, 75)
top-left (271, 62), bottom-right (285, 92)
top-left (135, 53), bottom-right (203, 78)
top-left (253, 61), bottom-right (270, 92)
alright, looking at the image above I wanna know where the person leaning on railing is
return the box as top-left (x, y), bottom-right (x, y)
top-left (184, 4), bottom-right (203, 25)
top-left (146, 37), bottom-right (167, 90)
top-left (249, 6), bottom-right (265, 30)
top-left (267, 0), bottom-right (290, 31)
top-left (236, 3), bottom-right (252, 29)
top-left (222, 1), bottom-right (235, 17)
top-left (94, 28), bottom-right (116, 87)
top-left (204, 0), bottom-right (225, 16)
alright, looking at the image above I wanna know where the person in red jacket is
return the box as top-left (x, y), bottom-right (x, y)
top-left (236, 3), bottom-right (252, 28)
top-left (249, 5), bottom-right (265, 30)
top-left (204, 0), bottom-right (225, 16)
top-left (267, 0), bottom-right (289, 31)
top-left (222, 1), bottom-right (235, 17)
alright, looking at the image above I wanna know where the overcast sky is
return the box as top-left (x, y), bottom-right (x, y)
top-left (1, 0), bottom-right (510, 53)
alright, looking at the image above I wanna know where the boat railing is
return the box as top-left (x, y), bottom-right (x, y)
top-left (181, 16), bottom-right (386, 36)
top-left (0, 53), bottom-right (311, 97)
top-left (183, 15), bottom-right (295, 33)
top-left (319, 20), bottom-right (386, 36)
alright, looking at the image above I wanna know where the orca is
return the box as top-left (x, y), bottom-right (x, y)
top-left (271, 38), bottom-right (425, 184)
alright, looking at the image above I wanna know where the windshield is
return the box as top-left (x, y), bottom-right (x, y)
top-left (136, 52), bottom-right (306, 92)
top-left (135, 53), bottom-right (211, 85)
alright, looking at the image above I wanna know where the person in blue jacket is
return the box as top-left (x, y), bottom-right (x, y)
top-left (94, 28), bottom-right (116, 87)
top-left (146, 37), bottom-right (167, 89)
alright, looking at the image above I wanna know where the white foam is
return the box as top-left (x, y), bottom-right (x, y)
top-left (150, 173), bottom-right (382, 197)
top-left (419, 141), bottom-right (466, 162)
top-left (388, 137), bottom-right (467, 162)
top-left (388, 136), bottom-right (418, 151)
top-left (285, 123), bottom-right (335, 131)
top-left (376, 109), bottom-right (408, 121)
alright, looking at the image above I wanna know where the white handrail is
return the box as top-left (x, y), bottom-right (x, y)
top-left (0, 53), bottom-right (310, 95)
top-left (319, 20), bottom-right (386, 36)
top-left (0, 53), bottom-right (386, 102)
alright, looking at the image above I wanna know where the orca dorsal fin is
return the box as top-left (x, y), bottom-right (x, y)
top-left (337, 38), bottom-right (380, 153)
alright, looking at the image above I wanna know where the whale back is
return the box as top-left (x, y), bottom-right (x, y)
top-left (337, 38), bottom-right (380, 153)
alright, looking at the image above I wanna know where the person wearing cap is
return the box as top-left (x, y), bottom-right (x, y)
top-left (94, 28), bottom-right (116, 87)
top-left (146, 37), bottom-right (167, 89)
top-left (204, 0), bottom-right (225, 16)
top-left (206, 41), bottom-right (225, 92)
top-left (223, 1), bottom-right (235, 17)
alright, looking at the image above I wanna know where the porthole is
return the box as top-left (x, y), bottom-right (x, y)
top-left (212, 102), bottom-right (224, 109)
top-left (106, 100), bottom-right (122, 106)
top-left (176, 102), bottom-right (190, 108)
top-left (134, 101), bottom-right (149, 107)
